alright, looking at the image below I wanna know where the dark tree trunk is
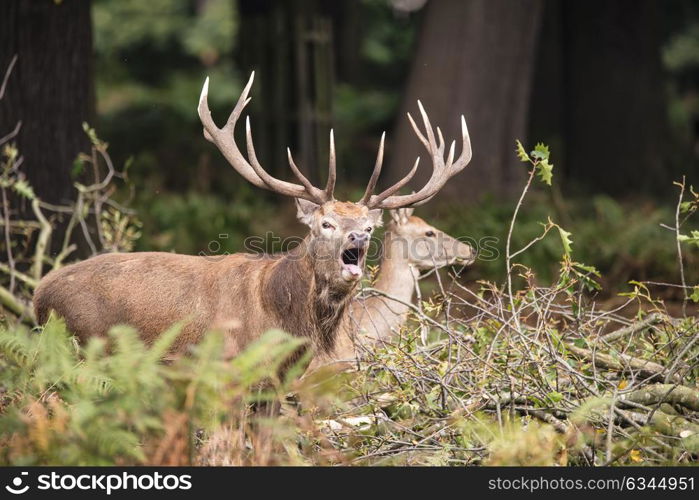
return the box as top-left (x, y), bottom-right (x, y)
top-left (237, 0), bottom-right (334, 187)
top-left (386, 0), bottom-right (543, 202)
top-left (561, 0), bottom-right (669, 195)
top-left (0, 0), bottom-right (94, 206)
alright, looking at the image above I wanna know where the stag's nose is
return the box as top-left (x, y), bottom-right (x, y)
top-left (348, 231), bottom-right (369, 246)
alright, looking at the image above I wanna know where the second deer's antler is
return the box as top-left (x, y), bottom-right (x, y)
top-left (359, 100), bottom-right (472, 209)
top-left (199, 74), bottom-right (471, 209)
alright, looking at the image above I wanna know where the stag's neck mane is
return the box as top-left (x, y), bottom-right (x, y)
top-left (262, 236), bottom-right (356, 354)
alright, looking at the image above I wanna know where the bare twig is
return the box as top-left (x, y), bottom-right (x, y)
top-left (0, 121), bottom-right (22, 147)
top-left (673, 177), bottom-right (688, 315)
top-left (1, 186), bottom-right (16, 294)
top-left (31, 198), bottom-right (52, 283)
top-left (505, 167), bottom-right (536, 332)
top-left (0, 54), bottom-right (18, 101)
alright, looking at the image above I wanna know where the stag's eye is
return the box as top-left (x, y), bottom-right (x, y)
top-left (365, 226), bottom-right (373, 233)
top-left (425, 231), bottom-right (436, 237)
top-left (322, 221), bottom-right (335, 230)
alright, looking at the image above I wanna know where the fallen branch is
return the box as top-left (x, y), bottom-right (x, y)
top-left (566, 343), bottom-right (680, 381)
top-left (597, 312), bottom-right (667, 344)
top-left (0, 284), bottom-right (35, 323)
top-left (620, 384), bottom-right (699, 412)
top-left (646, 411), bottom-right (699, 452)
top-left (0, 263), bottom-right (38, 288)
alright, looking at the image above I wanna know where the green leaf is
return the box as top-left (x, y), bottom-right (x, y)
top-left (573, 262), bottom-right (601, 276)
top-left (678, 230), bottom-right (699, 248)
top-left (690, 286), bottom-right (699, 303)
top-left (123, 156), bottom-right (134, 174)
top-left (557, 225), bottom-right (573, 256)
top-left (547, 391), bottom-right (564, 404)
top-left (536, 159), bottom-right (554, 186)
top-left (12, 179), bottom-right (36, 200)
top-left (531, 142), bottom-right (550, 162)
top-left (680, 201), bottom-right (694, 213)
top-left (515, 140), bottom-right (530, 163)
top-left (71, 158), bottom-right (85, 178)
top-left (573, 338), bottom-right (587, 348)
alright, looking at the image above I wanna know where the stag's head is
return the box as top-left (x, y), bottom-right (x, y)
top-left (388, 208), bottom-right (475, 270)
top-left (296, 199), bottom-right (381, 287)
top-left (198, 72), bottom-right (472, 288)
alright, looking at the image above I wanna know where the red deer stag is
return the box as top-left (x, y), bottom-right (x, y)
top-left (33, 73), bottom-right (472, 364)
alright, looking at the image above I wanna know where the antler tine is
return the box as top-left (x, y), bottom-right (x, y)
top-left (225, 72), bottom-right (255, 129)
top-left (198, 76), bottom-right (215, 143)
top-left (364, 102), bottom-right (472, 210)
top-left (407, 111), bottom-right (429, 151)
top-left (436, 126), bottom-right (445, 154)
top-left (359, 131), bottom-right (386, 204)
top-left (446, 140), bottom-right (455, 168)
top-left (198, 73), bottom-right (329, 204)
top-left (286, 148), bottom-right (317, 194)
top-left (242, 117), bottom-right (301, 198)
top-left (197, 74), bottom-right (266, 190)
top-left (371, 157), bottom-right (420, 206)
top-left (460, 114), bottom-right (473, 164)
top-left (325, 129), bottom-right (337, 199)
top-left (417, 100), bottom-right (437, 150)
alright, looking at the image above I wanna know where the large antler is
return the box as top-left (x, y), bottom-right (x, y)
top-left (198, 72), bottom-right (335, 204)
top-left (360, 100), bottom-right (472, 209)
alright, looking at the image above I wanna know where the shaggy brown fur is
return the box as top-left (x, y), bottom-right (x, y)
top-left (33, 201), bottom-right (381, 364)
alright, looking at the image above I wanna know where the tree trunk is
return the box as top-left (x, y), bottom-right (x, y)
top-left (561, 0), bottom-right (669, 195)
top-left (0, 0), bottom-right (94, 206)
top-left (386, 0), bottom-right (543, 202)
top-left (237, 0), bottom-right (334, 187)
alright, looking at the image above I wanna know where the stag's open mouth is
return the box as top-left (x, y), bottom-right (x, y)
top-left (340, 246), bottom-right (366, 282)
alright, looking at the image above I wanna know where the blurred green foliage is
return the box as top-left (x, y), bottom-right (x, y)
top-left (663, 14), bottom-right (699, 159)
top-left (93, 0), bottom-right (417, 190)
top-left (94, 0), bottom-right (237, 103)
top-left (438, 191), bottom-right (699, 290)
top-left (664, 23), bottom-right (699, 72)
top-left (134, 185), bottom-right (279, 254)
top-left (93, 0), bottom-right (241, 194)
top-left (0, 315), bottom-right (315, 465)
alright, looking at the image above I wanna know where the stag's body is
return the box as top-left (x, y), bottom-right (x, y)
top-left (35, 204), bottom-right (369, 358)
top-left (36, 251), bottom-right (270, 354)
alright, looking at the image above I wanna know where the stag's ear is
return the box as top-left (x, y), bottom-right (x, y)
top-left (368, 208), bottom-right (383, 228)
top-left (295, 198), bottom-right (320, 226)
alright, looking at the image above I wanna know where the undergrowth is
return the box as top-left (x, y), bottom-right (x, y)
top-left (0, 316), bottom-right (347, 466)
